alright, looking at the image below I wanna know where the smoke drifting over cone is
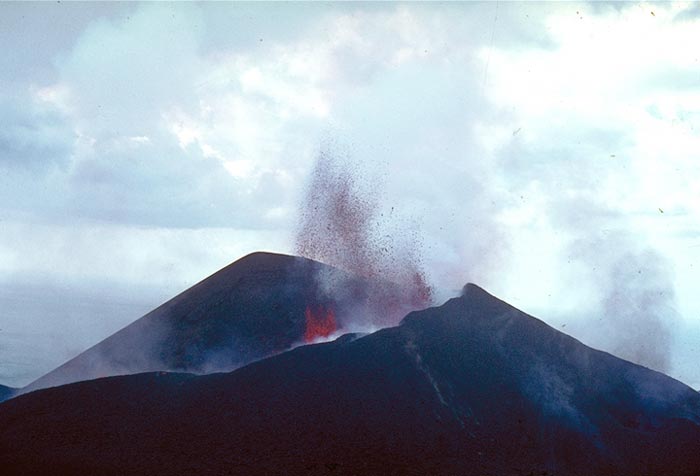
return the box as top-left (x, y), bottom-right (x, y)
top-left (566, 231), bottom-right (680, 374)
top-left (295, 146), bottom-right (433, 327)
top-left (601, 250), bottom-right (677, 373)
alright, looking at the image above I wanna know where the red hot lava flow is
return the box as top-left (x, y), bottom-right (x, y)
top-left (304, 305), bottom-right (337, 343)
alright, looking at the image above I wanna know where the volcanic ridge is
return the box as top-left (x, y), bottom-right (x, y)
top-left (1, 253), bottom-right (699, 475)
top-left (21, 252), bottom-right (424, 394)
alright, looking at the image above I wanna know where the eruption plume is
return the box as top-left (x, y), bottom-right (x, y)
top-left (296, 145), bottom-right (433, 329)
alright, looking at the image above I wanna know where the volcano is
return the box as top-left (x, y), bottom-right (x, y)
top-left (1, 283), bottom-right (699, 475)
top-left (22, 252), bottom-right (422, 394)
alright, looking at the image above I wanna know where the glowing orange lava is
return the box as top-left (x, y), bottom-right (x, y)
top-left (304, 305), bottom-right (337, 343)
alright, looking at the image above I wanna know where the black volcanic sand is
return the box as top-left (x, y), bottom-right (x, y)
top-left (1, 284), bottom-right (699, 475)
top-left (24, 252), bottom-right (416, 393)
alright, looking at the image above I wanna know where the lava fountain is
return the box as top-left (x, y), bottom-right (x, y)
top-left (304, 304), bottom-right (337, 343)
top-left (295, 145), bottom-right (433, 329)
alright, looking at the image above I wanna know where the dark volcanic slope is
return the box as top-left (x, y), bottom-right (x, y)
top-left (2, 284), bottom-right (699, 475)
top-left (24, 252), bottom-right (414, 393)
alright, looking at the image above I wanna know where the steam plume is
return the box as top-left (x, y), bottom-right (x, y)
top-left (601, 249), bottom-right (677, 372)
top-left (568, 233), bottom-right (679, 373)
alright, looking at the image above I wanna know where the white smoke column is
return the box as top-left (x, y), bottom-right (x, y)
top-left (601, 249), bottom-right (677, 372)
top-left (568, 233), bottom-right (679, 373)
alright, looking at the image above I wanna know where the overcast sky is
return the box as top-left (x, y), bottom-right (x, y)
top-left (1, 1), bottom-right (699, 389)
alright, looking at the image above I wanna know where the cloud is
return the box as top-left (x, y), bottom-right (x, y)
top-left (0, 2), bottom-right (129, 86)
top-left (0, 3), bottom-right (315, 230)
top-left (55, 3), bottom-right (204, 137)
top-left (673, 2), bottom-right (700, 22)
top-left (0, 93), bottom-right (75, 171)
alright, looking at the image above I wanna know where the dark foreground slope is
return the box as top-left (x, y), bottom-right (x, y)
top-left (2, 284), bottom-right (699, 476)
top-left (23, 252), bottom-right (415, 393)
